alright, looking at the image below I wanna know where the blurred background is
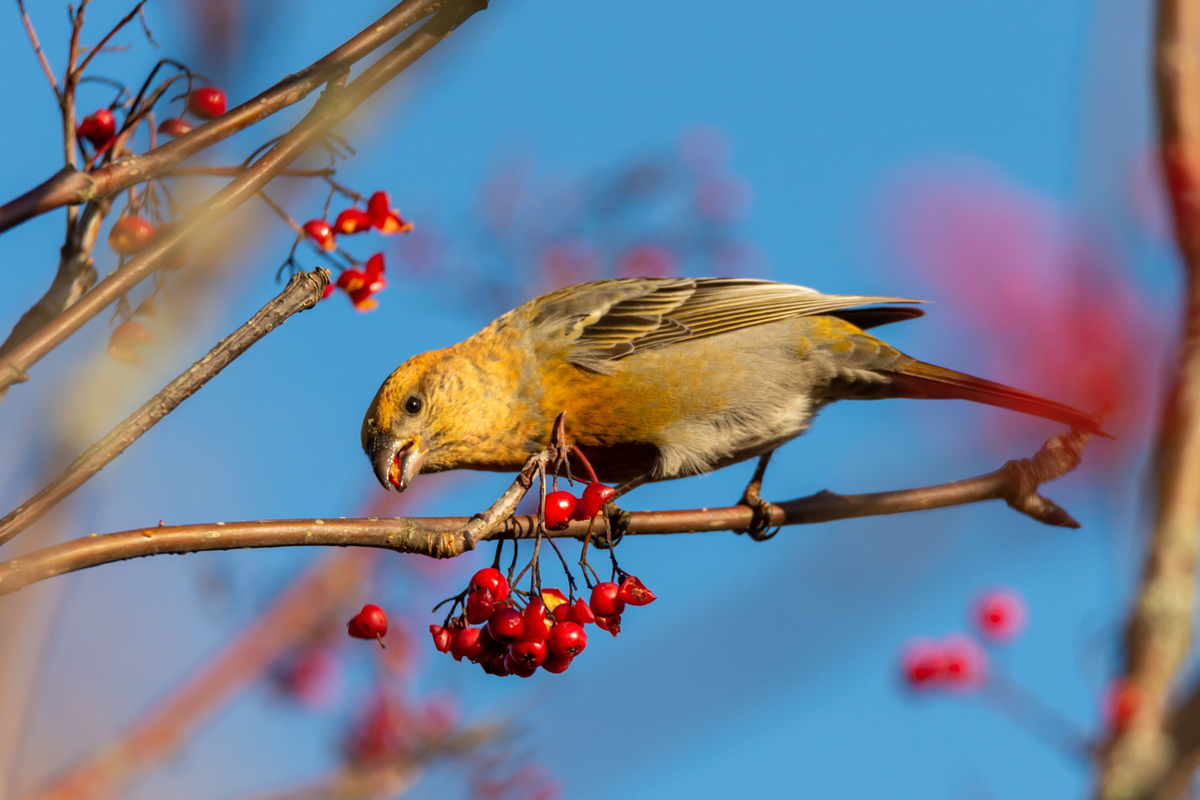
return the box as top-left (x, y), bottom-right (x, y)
top-left (0, 1), bottom-right (1181, 797)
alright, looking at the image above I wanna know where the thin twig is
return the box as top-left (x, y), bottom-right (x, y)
top-left (16, 0), bottom-right (62, 102)
top-left (1099, 1), bottom-right (1200, 798)
top-left (72, 0), bottom-right (150, 79)
top-left (0, 428), bottom-right (1092, 597)
top-left (0, 0), bottom-right (443, 234)
top-left (0, 269), bottom-right (330, 548)
top-left (0, 0), bottom-right (488, 397)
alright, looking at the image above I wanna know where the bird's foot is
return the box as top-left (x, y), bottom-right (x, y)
top-left (737, 452), bottom-right (779, 542)
top-left (593, 502), bottom-right (629, 550)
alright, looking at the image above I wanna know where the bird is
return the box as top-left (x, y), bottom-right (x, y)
top-left (361, 277), bottom-right (1103, 535)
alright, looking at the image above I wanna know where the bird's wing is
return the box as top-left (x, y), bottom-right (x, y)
top-left (532, 278), bottom-right (923, 373)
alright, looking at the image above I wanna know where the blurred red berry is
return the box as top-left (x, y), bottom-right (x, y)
top-left (487, 607), bottom-right (524, 645)
top-left (618, 575), bottom-right (656, 606)
top-left (110, 320), bottom-right (153, 349)
top-left (579, 482), bottom-right (615, 518)
top-left (156, 117), bottom-right (193, 137)
top-left (334, 207), bottom-right (373, 234)
top-left (366, 191), bottom-right (413, 234)
top-left (480, 649), bottom-right (511, 677)
top-left (187, 86), bottom-right (227, 119)
top-left (348, 604), bottom-right (389, 643)
top-left (543, 491), bottom-right (578, 530)
top-left (1105, 678), bottom-right (1140, 732)
top-left (548, 621), bottom-right (587, 658)
top-left (333, 253), bottom-right (387, 312)
top-left (77, 108), bottom-right (116, 147)
top-left (321, 282), bottom-right (335, 299)
top-left (942, 636), bottom-right (987, 690)
top-left (465, 588), bottom-right (495, 624)
top-left (470, 567), bottom-right (510, 603)
top-left (590, 582), bottom-right (625, 617)
top-left (303, 219), bottom-right (336, 251)
top-left (429, 624), bottom-right (452, 653)
top-left (901, 639), bottom-right (946, 688)
top-left (974, 588), bottom-right (1026, 642)
top-left (108, 216), bottom-right (156, 256)
top-left (618, 243), bottom-right (677, 279)
top-left (450, 626), bottom-right (483, 662)
top-left (275, 648), bottom-right (341, 709)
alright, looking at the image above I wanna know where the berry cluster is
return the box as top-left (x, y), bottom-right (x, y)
top-left (900, 588), bottom-right (1025, 691)
top-left (79, 86), bottom-right (227, 157)
top-left (428, 567), bottom-right (656, 677)
top-left (304, 191), bottom-right (411, 311)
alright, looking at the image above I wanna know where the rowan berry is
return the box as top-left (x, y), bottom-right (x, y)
top-left (348, 604), bottom-right (389, 641)
top-left (486, 606), bottom-right (524, 645)
top-left (450, 626), bottom-right (483, 662)
top-left (77, 108), bottom-right (116, 147)
top-left (156, 117), bottom-right (193, 137)
top-left (303, 219), bottom-right (336, 251)
top-left (465, 588), bottom-right (494, 624)
top-left (108, 216), bottom-right (156, 256)
top-left (974, 588), bottom-right (1026, 642)
top-left (187, 86), bottom-right (227, 119)
top-left (543, 491), bottom-right (578, 530)
top-left (470, 568), bottom-right (510, 603)
top-left (580, 482), bottom-right (616, 518)
top-left (590, 582), bottom-right (625, 617)
top-left (429, 624), bottom-right (452, 653)
top-left (547, 621), bottom-right (587, 658)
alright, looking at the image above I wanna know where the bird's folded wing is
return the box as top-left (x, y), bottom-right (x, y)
top-left (536, 277), bottom-right (922, 373)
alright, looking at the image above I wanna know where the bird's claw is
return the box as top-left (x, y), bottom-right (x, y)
top-left (594, 502), bottom-right (629, 549)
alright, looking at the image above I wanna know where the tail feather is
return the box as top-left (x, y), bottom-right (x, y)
top-left (885, 359), bottom-right (1112, 437)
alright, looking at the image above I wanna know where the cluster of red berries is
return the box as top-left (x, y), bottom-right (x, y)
top-left (157, 86), bottom-right (228, 139)
top-left (347, 603), bottom-right (390, 647)
top-left (428, 567), bottom-right (656, 677)
top-left (542, 482), bottom-right (616, 529)
top-left (900, 588), bottom-right (1026, 691)
top-left (305, 191), bottom-right (411, 311)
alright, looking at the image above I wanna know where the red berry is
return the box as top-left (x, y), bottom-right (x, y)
top-left (572, 597), bottom-right (596, 625)
top-left (110, 320), bottom-right (153, 349)
top-left (469, 568), bottom-right (510, 603)
top-left (108, 216), bottom-right (156, 256)
top-left (156, 117), bottom-right (193, 137)
top-left (465, 588), bottom-right (494, 625)
top-left (552, 603), bottom-right (572, 624)
top-left (1105, 678), bottom-right (1140, 732)
top-left (303, 219), bottom-right (336, 251)
top-left (366, 191), bottom-right (413, 234)
top-left (187, 86), bottom-right (227, 119)
top-left (618, 575), bottom-right (656, 606)
top-left (523, 599), bottom-right (551, 640)
top-left (548, 621), bottom-right (587, 658)
top-left (348, 604), bottom-right (388, 640)
top-left (509, 638), bottom-right (548, 668)
top-left (594, 614), bottom-right (621, 636)
top-left (942, 636), bottom-right (987, 690)
top-left (334, 207), bottom-right (373, 234)
top-left (543, 491), bottom-right (578, 530)
top-left (590, 582), bottom-right (626, 617)
top-left (480, 650), bottom-right (510, 677)
top-left (541, 652), bottom-right (574, 673)
top-left (450, 626), bottom-right (483, 662)
top-left (429, 624), bottom-right (452, 653)
top-left (901, 639), bottom-right (945, 688)
top-left (503, 651), bottom-right (537, 678)
top-left (477, 624), bottom-right (507, 657)
top-left (77, 108), bottom-right (116, 147)
top-left (580, 482), bottom-right (616, 518)
top-left (974, 588), bottom-right (1026, 642)
top-left (486, 607), bottom-right (524, 645)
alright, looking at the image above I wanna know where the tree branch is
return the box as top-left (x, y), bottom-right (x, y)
top-left (1099, 1), bottom-right (1200, 797)
top-left (0, 428), bottom-right (1091, 598)
top-left (0, 0), bottom-right (488, 397)
top-left (0, 0), bottom-right (439, 234)
top-left (0, 268), bottom-right (329, 549)
top-left (15, 0), bottom-right (62, 103)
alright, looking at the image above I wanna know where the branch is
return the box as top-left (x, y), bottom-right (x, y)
top-left (167, 167), bottom-right (337, 179)
top-left (27, 550), bottom-right (373, 800)
top-left (15, 0), bottom-right (62, 103)
top-left (71, 0), bottom-right (150, 80)
top-left (1099, 2), bottom-right (1200, 798)
top-left (0, 429), bottom-right (1092, 597)
top-left (0, 0), bottom-right (488, 396)
top-left (0, 268), bottom-right (329, 549)
top-left (0, 0), bottom-right (440, 234)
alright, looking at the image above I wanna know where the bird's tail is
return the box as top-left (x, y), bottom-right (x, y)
top-left (883, 358), bottom-right (1111, 437)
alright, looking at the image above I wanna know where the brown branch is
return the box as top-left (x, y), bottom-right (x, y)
top-left (0, 268), bottom-right (329, 549)
top-left (0, 0), bottom-right (488, 397)
top-left (1099, 2), bottom-right (1200, 798)
top-left (0, 0), bottom-right (441, 234)
top-left (16, 0), bottom-right (62, 102)
top-left (27, 550), bottom-right (374, 800)
top-left (168, 167), bottom-right (337, 179)
top-left (71, 0), bottom-right (150, 80)
top-left (0, 428), bottom-right (1091, 598)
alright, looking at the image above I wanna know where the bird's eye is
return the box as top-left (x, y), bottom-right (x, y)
top-left (404, 396), bottom-right (423, 415)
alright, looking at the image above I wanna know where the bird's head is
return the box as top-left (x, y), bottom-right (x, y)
top-left (361, 348), bottom-right (462, 492)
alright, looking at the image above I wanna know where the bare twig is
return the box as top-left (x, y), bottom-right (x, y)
top-left (71, 0), bottom-right (150, 80)
top-left (16, 0), bottom-right (62, 102)
top-left (1098, 2), bottom-right (1200, 798)
top-left (0, 269), bottom-right (329, 549)
top-left (0, 0), bottom-right (443, 234)
top-left (0, 0), bottom-right (488, 398)
top-left (0, 429), bottom-right (1091, 597)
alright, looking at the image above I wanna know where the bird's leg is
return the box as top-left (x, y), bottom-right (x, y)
top-left (737, 451), bottom-right (780, 542)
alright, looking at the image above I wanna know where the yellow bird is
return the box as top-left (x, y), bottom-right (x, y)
top-left (361, 278), bottom-right (1102, 530)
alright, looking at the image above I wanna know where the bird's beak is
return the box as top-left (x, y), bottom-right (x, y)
top-left (368, 435), bottom-right (427, 492)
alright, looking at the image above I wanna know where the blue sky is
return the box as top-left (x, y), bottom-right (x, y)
top-left (0, 1), bottom-right (1178, 798)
